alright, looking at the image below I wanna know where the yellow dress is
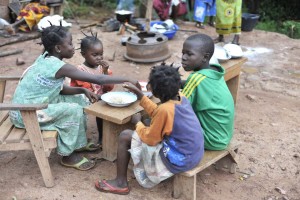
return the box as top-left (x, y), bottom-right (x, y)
top-left (17, 2), bottom-right (50, 32)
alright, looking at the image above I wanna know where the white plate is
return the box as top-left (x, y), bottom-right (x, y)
top-left (213, 45), bottom-right (231, 62)
top-left (223, 44), bottom-right (243, 58)
top-left (101, 92), bottom-right (137, 107)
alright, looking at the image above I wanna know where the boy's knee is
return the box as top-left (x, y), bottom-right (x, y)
top-left (119, 129), bottom-right (133, 143)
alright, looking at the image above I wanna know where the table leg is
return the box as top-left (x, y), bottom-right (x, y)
top-left (226, 74), bottom-right (240, 105)
top-left (102, 120), bottom-right (135, 161)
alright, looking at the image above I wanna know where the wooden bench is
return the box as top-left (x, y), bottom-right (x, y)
top-left (172, 141), bottom-right (240, 200)
top-left (0, 76), bottom-right (57, 188)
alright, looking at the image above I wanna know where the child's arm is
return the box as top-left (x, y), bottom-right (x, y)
top-left (70, 79), bottom-right (93, 91)
top-left (135, 102), bottom-right (172, 146)
top-left (60, 84), bottom-right (98, 103)
top-left (99, 61), bottom-right (114, 92)
top-left (55, 63), bottom-right (141, 89)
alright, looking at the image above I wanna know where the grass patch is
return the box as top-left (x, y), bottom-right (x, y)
top-left (255, 20), bottom-right (300, 39)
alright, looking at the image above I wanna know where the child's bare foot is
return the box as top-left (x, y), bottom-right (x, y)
top-left (195, 22), bottom-right (205, 29)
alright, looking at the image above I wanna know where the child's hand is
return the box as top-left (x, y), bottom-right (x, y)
top-left (131, 113), bottom-right (142, 125)
top-left (84, 89), bottom-right (98, 103)
top-left (123, 83), bottom-right (143, 100)
top-left (128, 79), bottom-right (142, 91)
top-left (99, 60), bottom-right (109, 74)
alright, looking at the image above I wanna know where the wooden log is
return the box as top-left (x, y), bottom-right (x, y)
top-left (145, 0), bottom-right (153, 32)
top-left (0, 32), bottom-right (40, 47)
top-left (0, 49), bottom-right (23, 57)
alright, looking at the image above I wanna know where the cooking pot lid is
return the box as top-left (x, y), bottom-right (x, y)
top-left (115, 10), bottom-right (132, 15)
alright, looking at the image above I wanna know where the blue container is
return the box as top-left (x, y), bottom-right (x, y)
top-left (150, 21), bottom-right (179, 40)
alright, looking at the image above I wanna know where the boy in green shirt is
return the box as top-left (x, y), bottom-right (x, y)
top-left (181, 33), bottom-right (235, 150)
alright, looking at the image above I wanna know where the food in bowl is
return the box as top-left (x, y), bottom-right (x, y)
top-left (101, 91), bottom-right (137, 107)
top-left (109, 96), bottom-right (130, 104)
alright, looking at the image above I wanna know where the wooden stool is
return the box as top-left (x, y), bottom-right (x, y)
top-left (49, 2), bottom-right (64, 16)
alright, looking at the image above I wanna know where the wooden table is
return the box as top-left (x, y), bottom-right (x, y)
top-left (84, 57), bottom-right (247, 161)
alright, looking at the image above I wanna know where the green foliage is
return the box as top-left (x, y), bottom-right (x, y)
top-left (243, 0), bottom-right (300, 39)
top-left (63, 0), bottom-right (117, 18)
top-left (255, 20), bottom-right (300, 39)
top-left (258, 0), bottom-right (300, 22)
top-left (281, 21), bottom-right (300, 39)
top-left (255, 21), bottom-right (279, 33)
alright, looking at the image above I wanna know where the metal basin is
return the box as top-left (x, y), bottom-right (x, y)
top-left (124, 32), bottom-right (170, 63)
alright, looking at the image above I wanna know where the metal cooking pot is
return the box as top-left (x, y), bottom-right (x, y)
top-left (115, 10), bottom-right (132, 23)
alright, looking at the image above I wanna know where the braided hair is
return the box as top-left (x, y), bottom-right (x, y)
top-left (148, 64), bottom-right (181, 103)
top-left (40, 25), bottom-right (69, 54)
top-left (80, 31), bottom-right (102, 53)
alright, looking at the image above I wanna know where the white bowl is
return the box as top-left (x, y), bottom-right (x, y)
top-left (213, 46), bottom-right (231, 62)
top-left (223, 44), bottom-right (243, 58)
top-left (101, 91), bottom-right (137, 107)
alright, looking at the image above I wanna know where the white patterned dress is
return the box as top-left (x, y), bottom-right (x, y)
top-left (9, 52), bottom-right (89, 156)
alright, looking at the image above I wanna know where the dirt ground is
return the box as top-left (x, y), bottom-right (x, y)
top-left (0, 17), bottom-right (299, 200)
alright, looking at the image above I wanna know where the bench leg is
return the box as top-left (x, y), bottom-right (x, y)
top-left (102, 120), bottom-right (134, 161)
top-left (215, 149), bottom-right (238, 174)
top-left (21, 111), bottom-right (54, 188)
top-left (173, 175), bottom-right (196, 200)
top-left (226, 74), bottom-right (240, 105)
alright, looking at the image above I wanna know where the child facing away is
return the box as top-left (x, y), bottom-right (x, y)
top-left (70, 34), bottom-right (114, 146)
top-left (9, 24), bottom-right (140, 171)
top-left (95, 65), bottom-right (204, 195)
top-left (181, 33), bottom-right (235, 150)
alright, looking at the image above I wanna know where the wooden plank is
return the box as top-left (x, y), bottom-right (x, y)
top-left (42, 130), bottom-right (58, 140)
top-left (0, 139), bottom-right (57, 151)
top-left (173, 175), bottom-right (196, 200)
top-left (22, 130), bottom-right (57, 143)
top-left (0, 79), bottom-right (6, 103)
top-left (21, 110), bottom-right (54, 187)
top-left (226, 74), bottom-right (240, 104)
top-left (0, 76), bottom-right (21, 81)
top-left (222, 57), bottom-right (247, 75)
top-left (4, 126), bottom-right (26, 143)
top-left (0, 31), bottom-right (40, 47)
top-left (101, 120), bottom-right (135, 161)
top-left (0, 103), bottom-right (48, 111)
top-left (85, 97), bottom-right (160, 125)
top-left (0, 110), bottom-right (9, 125)
top-left (180, 141), bottom-right (240, 177)
top-left (145, 0), bottom-right (153, 32)
top-left (0, 116), bottom-right (14, 143)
